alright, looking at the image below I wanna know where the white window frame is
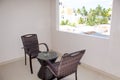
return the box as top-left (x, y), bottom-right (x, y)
top-left (57, 0), bottom-right (113, 39)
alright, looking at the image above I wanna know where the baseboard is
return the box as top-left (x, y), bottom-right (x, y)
top-left (80, 63), bottom-right (120, 80)
top-left (0, 56), bottom-right (24, 66)
top-left (55, 51), bottom-right (120, 80)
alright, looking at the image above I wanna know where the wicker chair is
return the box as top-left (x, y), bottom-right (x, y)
top-left (21, 34), bottom-right (49, 74)
top-left (46, 50), bottom-right (85, 80)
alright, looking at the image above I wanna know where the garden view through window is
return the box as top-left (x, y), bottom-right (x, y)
top-left (59, 0), bottom-right (113, 38)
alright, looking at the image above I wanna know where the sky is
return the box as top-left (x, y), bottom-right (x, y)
top-left (60, 0), bottom-right (113, 10)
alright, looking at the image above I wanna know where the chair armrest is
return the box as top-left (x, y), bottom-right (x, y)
top-left (39, 43), bottom-right (49, 52)
top-left (46, 60), bottom-right (57, 76)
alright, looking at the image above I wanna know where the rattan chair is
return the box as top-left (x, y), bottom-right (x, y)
top-left (46, 50), bottom-right (85, 80)
top-left (21, 34), bottom-right (49, 74)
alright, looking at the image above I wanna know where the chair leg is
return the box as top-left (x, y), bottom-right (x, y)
top-left (29, 56), bottom-right (33, 74)
top-left (75, 71), bottom-right (77, 80)
top-left (25, 53), bottom-right (27, 65)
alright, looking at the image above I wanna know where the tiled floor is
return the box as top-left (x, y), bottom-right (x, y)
top-left (0, 58), bottom-right (115, 80)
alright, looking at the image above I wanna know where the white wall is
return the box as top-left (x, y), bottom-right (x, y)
top-left (0, 0), bottom-right (120, 78)
top-left (51, 0), bottom-right (120, 77)
top-left (0, 0), bottom-right (52, 63)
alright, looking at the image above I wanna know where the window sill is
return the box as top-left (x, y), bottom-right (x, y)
top-left (59, 29), bottom-right (110, 39)
top-left (59, 25), bottom-right (110, 39)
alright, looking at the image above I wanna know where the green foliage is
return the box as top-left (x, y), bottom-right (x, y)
top-left (78, 17), bottom-right (85, 24)
top-left (77, 8), bottom-right (81, 15)
top-left (60, 20), bottom-right (69, 25)
top-left (100, 17), bottom-right (108, 24)
top-left (68, 23), bottom-right (76, 27)
top-left (101, 8), bottom-right (111, 17)
top-left (81, 6), bottom-right (88, 16)
top-left (76, 4), bottom-right (112, 26)
top-left (60, 20), bottom-right (76, 27)
top-left (60, 4), bottom-right (112, 27)
top-left (65, 20), bottom-right (69, 25)
top-left (95, 4), bottom-right (102, 16)
top-left (86, 15), bottom-right (96, 26)
top-left (60, 20), bottom-right (66, 25)
top-left (95, 17), bottom-right (101, 25)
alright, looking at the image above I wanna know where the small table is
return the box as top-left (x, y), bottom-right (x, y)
top-left (37, 51), bottom-right (58, 80)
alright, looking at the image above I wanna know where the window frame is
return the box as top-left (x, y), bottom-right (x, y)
top-left (56, 0), bottom-right (113, 39)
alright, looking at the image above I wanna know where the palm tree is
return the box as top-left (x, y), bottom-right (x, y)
top-left (81, 6), bottom-right (88, 16)
top-left (77, 8), bottom-right (81, 15)
top-left (95, 4), bottom-right (102, 16)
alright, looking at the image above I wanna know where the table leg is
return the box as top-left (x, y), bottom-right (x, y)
top-left (37, 66), bottom-right (46, 80)
top-left (38, 65), bottom-right (54, 80)
top-left (37, 57), bottom-right (57, 80)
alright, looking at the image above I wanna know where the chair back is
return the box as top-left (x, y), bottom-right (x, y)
top-left (21, 34), bottom-right (40, 55)
top-left (57, 50), bottom-right (85, 78)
